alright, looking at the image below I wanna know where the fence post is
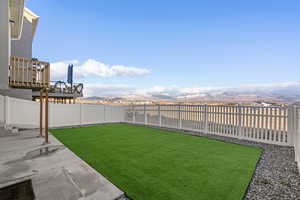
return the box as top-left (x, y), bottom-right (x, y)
top-left (238, 105), bottom-right (243, 139)
top-left (204, 104), bottom-right (208, 134)
top-left (288, 105), bottom-right (296, 147)
top-left (287, 106), bottom-right (292, 146)
top-left (144, 104), bottom-right (147, 125)
top-left (79, 103), bottom-right (82, 126)
top-left (293, 107), bottom-right (299, 165)
top-left (123, 105), bottom-right (127, 123)
top-left (103, 104), bottom-right (106, 123)
top-left (158, 104), bottom-right (162, 127)
top-left (293, 106), bottom-right (298, 148)
top-left (178, 104), bottom-right (182, 129)
top-left (296, 108), bottom-right (300, 166)
top-left (4, 96), bottom-right (10, 129)
top-left (132, 105), bottom-right (135, 124)
top-left (0, 96), bottom-right (4, 127)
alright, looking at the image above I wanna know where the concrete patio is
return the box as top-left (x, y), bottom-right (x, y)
top-left (0, 128), bottom-right (124, 200)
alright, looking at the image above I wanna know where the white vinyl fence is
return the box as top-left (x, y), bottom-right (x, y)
top-left (49, 103), bottom-right (124, 127)
top-left (0, 95), bottom-right (124, 128)
top-left (7, 96), bottom-right (40, 128)
top-left (125, 105), bottom-right (293, 145)
top-left (125, 104), bottom-right (300, 170)
top-left (0, 95), bottom-right (4, 126)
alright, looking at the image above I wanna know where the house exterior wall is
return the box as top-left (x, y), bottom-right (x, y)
top-left (3, 11), bottom-right (35, 100)
top-left (0, 0), bottom-right (9, 90)
top-left (11, 17), bottom-right (32, 59)
top-left (0, 88), bottom-right (32, 100)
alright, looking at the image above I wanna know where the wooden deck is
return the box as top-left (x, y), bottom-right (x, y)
top-left (9, 56), bottom-right (50, 89)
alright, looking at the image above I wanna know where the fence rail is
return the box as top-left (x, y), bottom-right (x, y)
top-left (125, 104), bottom-right (293, 146)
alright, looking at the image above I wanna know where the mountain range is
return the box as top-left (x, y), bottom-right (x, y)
top-left (82, 81), bottom-right (300, 104)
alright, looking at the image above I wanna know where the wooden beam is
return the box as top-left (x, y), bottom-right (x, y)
top-left (40, 90), bottom-right (43, 137)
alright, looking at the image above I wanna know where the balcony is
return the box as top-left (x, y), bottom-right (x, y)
top-left (9, 56), bottom-right (50, 89)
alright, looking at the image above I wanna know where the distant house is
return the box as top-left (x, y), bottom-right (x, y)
top-left (254, 101), bottom-right (280, 107)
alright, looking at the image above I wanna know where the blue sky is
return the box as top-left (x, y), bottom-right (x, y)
top-left (27, 0), bottom-right (300, 97)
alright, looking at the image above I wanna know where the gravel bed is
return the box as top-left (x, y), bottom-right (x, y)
top-left (124, 123), bottom-right (300, 200)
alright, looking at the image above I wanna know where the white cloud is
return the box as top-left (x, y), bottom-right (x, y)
top-left (50, 59), bottom-right (150, 81)
top-left (83, 83), bottom-right (136, 97)
top-left (50, 60), bottom-right (79, 81)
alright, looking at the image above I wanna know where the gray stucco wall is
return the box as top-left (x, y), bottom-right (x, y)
top-left (0, 88), bottom-right (32, 100)
top-left (0, 0), bottom-right (9, 89)
top-left (11, 17), bottom-right (32, 59)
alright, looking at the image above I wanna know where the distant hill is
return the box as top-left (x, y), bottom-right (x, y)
top-left (81, 81), bottom-right (300, 104)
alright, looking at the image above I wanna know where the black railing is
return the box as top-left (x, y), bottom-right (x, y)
top-left (49, 81), bottom-right (83, 96)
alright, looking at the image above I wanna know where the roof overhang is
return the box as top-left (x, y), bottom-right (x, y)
top-left (24, 7), bottom-right (39, 39)
top-left (9, 0), bottom-right (25, 40)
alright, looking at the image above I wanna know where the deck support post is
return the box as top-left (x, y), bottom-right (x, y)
top-left (40, 90), bottom-right (43, 137)
top-left (45, 89), bottom-right (49, 144)
top-left (40, 88), bottom-right (49, 144)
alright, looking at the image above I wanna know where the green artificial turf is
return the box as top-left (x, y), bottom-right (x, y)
top-left (51, 124), bottom-right (262, 200)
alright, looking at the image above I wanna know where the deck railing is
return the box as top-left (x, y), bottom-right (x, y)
top-left (49, 81), bottom-right (83, 96)
top-left (9, 56), bottom-right (50, 89)
top-left (125, 104), bottom-right (295, 146)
